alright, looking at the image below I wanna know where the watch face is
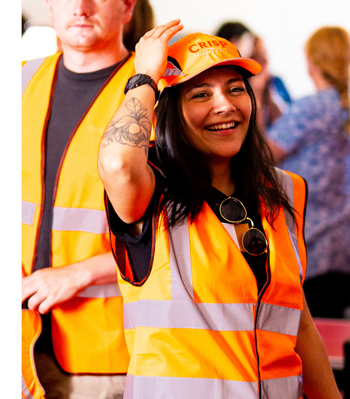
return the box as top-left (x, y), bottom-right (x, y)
top-left (125, 74), bottom-right (157, 98)
top-left (129, 75), bottom-right (141, 85)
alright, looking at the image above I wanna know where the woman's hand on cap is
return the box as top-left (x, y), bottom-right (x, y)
top-left (135, 19), bottom-right (183, 84)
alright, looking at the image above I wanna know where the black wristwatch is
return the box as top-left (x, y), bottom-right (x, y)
top-left (124, 74), bottom-right (160, 102)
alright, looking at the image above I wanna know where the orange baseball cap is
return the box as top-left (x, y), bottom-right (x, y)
top-left (159, 32), bottom-right (262, 92)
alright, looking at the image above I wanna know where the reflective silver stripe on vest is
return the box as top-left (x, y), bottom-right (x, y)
top-left (123, 300), bottom-right (254, 331)
top-left (168, 217), bottom-right (194, 301)
top-left (275, 168), bottom-right (303, 283)
top-left (256, 303), bottom-right (302, 336)
top-left (77, 282), bottom-right (121, 298)
top-left (52, 207), bottom-right (109, 234)
top-left (22, 200), bottom-right (38, 226)
top-left (124, 374), bottom-right (259, 399)
top-left (261, 374), bottom-right (303, 399)
top-left (22, 375), bottom-right (36, 399)
top-left (22, 58), bottom-right (46, 95)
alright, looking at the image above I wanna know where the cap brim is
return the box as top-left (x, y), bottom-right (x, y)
top-left (160, 57), bottom-right (262, 91)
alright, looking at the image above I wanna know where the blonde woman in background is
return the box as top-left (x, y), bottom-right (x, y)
top-left (269, 26), bottom-right (350, 319)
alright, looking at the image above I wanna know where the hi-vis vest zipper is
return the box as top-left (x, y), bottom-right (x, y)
top-left (110, 169), bottom-right (307, 399)
top-left (22, 53), bottom-right (135, 379)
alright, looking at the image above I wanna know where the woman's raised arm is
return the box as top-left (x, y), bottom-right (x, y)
top-left (98, 20), bottom-right (183, 226)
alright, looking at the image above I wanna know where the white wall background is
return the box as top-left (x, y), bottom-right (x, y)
top-left (21, 0), bottom-right (350, 98)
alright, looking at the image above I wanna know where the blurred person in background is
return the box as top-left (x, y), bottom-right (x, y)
top-left (268, 26), bottom-right (350, 319)
top-left (215, 21), bottom-right (291, 131)
top-left (249, 36), bottom-right (291, 130)
top-left (21, 0), bottom-right (138, 398)
top-left (22, 14), bottom-right (28, 36)
top-left (123, 0), bottom-right (155, 52)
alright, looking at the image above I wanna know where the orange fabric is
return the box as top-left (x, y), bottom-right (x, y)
top-left (159, 33), bottom-right (262, 91)
top-left (112, 170), bottom-right (307, 386)
top-left (22, 54), bottom-right (134, 373)
top-left (22, 310), bottom-right (45, 399)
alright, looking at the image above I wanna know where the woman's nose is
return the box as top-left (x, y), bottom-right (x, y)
top-left (213, 93), bottom-right (237, 114)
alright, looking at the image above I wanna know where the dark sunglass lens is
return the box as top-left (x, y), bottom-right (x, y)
top-left (243, 229), bottom-right (267, 255)
top-left (220, 198), bottom-right (246, 222)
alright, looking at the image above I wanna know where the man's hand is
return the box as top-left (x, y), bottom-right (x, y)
top-left (22, 252), bottom-right (118, 314)
top-left (22, 265), bottom-right (86, 314)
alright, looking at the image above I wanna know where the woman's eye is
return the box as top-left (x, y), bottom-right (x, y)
top-left (193, 92), bottom-right (208, 99)
top-left (229, 86), bottom-right (245, 93)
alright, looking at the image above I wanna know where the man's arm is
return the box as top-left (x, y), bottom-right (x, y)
top-left (296, 292), bottom-right (341, 399)
top-left (22, 252), bottom-right (118, 314)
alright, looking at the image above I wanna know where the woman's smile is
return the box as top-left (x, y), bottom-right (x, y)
top-left (205, 120), bottom-right (238, 132)
top-left (180, 66), bottom-right (252, 164)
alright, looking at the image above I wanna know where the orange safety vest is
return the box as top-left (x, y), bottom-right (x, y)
top-left (22, 310), bottom-right (46, 399)
top-left (22, 53), bottom-right (135, 374)
top-left (110, 169), bottom-right (307, 399)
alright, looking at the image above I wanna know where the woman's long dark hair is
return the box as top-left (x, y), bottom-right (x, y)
top-left (154, 67), bottom-right (295, 227)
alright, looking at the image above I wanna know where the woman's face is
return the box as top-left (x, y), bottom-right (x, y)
top-left (180, 66), bottom-right (252, 165)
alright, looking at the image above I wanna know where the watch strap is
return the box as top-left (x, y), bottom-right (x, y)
top-left (124, 74), bottom-right (160, 102)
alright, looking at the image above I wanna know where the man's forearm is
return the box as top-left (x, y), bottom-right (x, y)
top-left (76, 251), bottom-right (118, 286)
top-left (22, 251), bottom-right (118, 314)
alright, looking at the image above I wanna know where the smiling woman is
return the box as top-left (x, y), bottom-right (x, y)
top-left (98, 19), bottom-right (342, 399)
top-left (180, 67), bottom-right (252, 167)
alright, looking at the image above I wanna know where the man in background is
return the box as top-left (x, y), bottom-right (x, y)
top-left (22, 0), bottom-right (137, 397)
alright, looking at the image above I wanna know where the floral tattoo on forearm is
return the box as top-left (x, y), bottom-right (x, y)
top-left (102, 98), bottom-right (152, 155)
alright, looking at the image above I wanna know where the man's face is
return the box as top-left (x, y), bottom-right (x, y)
top-left (46, 0), bottom-right (136, 52)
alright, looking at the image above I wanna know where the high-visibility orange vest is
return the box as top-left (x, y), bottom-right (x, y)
top-left (110, 169), bottom-right (307, 398)
top-left (22, 310), bottom-right (46, 399)
top-left (22, 53), bottom-right (135, 374)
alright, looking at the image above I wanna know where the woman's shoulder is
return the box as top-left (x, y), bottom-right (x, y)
top-left (290, 92), bottom-right (319, 110)
top-left (297, 88), bottom-right (340, 112)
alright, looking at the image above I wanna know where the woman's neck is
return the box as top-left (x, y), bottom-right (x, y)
top-left (307, 58), bottom-right (333, 91)
top-left (210, 160), bottom-right (235, 196)
top-left (313, 74), bottom-right (333, 91)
